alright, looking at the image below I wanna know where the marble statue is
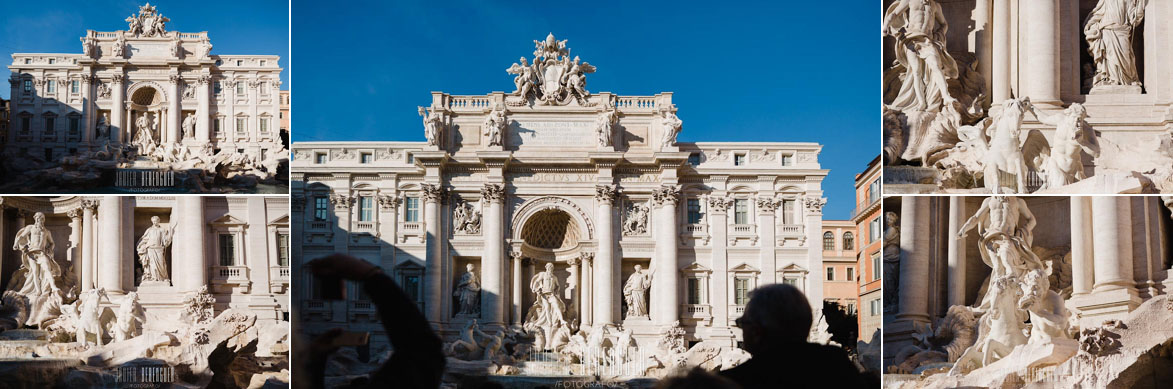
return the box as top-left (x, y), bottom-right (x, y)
top-left (482, 106), bottom-right (506, 147)
top-left (96, 113), bottom-right (110, 139)
top-left (596, 108), bottom-right (617, 148)
top-left (611, 326), bottom-right (635, 363)
top-left (113, 291), bottom-right (145, 342)
top-left (882, 108), bottom-right (905, 165)
top-left (622, 202), bottom-right (649, 236)
top-left (198, 37), bottom-right (213, 58)
top-left (889, 305), bottom-right (978, 374)
top-left (182, 113), bottom-right (196, 140)
top-left (112, 35), bottom-right (125, 57)
top-left (882, 0), bottom-right (959, 113)
top-left (169, 34), bottom-right (182, 57)
top-left (76, 288), bottom-right (109, 346)
top-left (81, 36), bottom-right (95, 57)
top-left (134, 113), bottom-right (157, 151)
top-left (11, 212), bottom-right (63, 298)
top-left (482, 330), bottom-right (506, 361)
top-left (979, 98), bottom-right (1032, 194)
top-left (506, 57), bottom-right (538, 101)
top-left (950, 275), bottom-right (1028, 374)
top-left (447, 319), bottom-right (489, 359)
top-left (418, 106), bottom-right (447, 147)
top-left (622, 264), bottom-right (654, 318)
top-left (453, 201), bottom-right (481, 235)
top-left (454, 263), bottom-right (481, 316)
top-left (659, 110), bottom-right (682, 151)
top-left (524, 262), bottom-right (567, 351)
top-left (137, 216), bottom-right (175, 283)
top-left (1030, 103), bottom-right (1099, 190)
top-left (1020, 268), bottom-right (1070, 346)
top-left (585, 324), bottom-right (610, 364)
top-left (1084, 0), bottom-right (1148, 88)
top-left (882, 212), bottom-right (900, 313)
top-left (561, 56), bottom-right (593, 102)
top-left (126, 4), bottom-right (169, 37)
top-left (957, 196), bottom-right (1041, 291)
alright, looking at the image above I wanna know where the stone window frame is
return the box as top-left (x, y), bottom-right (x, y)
top-left (212, 221), bottom-right (247, 268)
top-left (352, 185), bottom-right (381, 232)
top-left (822, 231), bottom-right (835, 251)
top-left (778, 263), bottom-right (809, 294)
top-left (18, 112), bottom-right (32, 134)
top-left (780, 153), bottom-right (794, 166)
top-left (70, 79), bottom-right (80, 94)
top-left (681, 263), bottom-right (712, 320)
top-left (843, 232), bottom-right (855, 251)
top-left (46, 79), bottom-right (57, 94)
top-left (395, 260), bottom-right (426, 312)
top-left (728, 263), bottom-right (760, 311)
top-left (774, 188), bottom-right (803, 228)
top-left (41, 112), bottom-right (57, 134)
top-left (66, 112), bottom-right (82, 135)
top-left (314, 152), bottom-right (327, 164)
top-left (233, 113), bottom-right (249, 137)
top-left (22, 79), bottom-right (32, 94)
top-left (257, 114), bottom-right (273, 134)
top-left (398, 184), bottom-right (426, 244)
top-left (266, 215), bottom-right (291, 290)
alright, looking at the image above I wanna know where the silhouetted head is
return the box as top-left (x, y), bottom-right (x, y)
top-left (737, 283), bottom-right (813, 356)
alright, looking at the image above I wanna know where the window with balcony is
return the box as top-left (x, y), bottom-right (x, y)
top-left (314, 197), bottom-right (329, 221)
top-left (843, 232), bottom-right (855, 250)
top-left (218, 233), bottom-right (236, 266)
top-left (358, 196), bottom-right (374, 222)
top-left (687, 277), bottom-right (702, 305)
top-left (869, 178), bottom-right (881, 204)
top-left (71, 80), bottom-right (79, 94)
top-left (236, 118), bottom-right (247, 134)
top-left (823, 232), bottom-right (835, 251)
top-left (782, 199), bottom-right (795, 224)
top-left (405, 197), bottom-right (421, 222)
top-left (734, 277), bottom-right (750, 305)
top-left (277, 233), bottom-right (289, 267)
top-left (687, 198), bottom-right (703, 224)
top-left (826, 267), bottom-right (835, 281)
top-left (260, 118), bottom-right (269, 133)
top-left (734, 199), bottom-right (749, 224)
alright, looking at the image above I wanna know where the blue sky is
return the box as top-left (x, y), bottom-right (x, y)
top-left (0, 0), bottom-right (288, 99)
top-left (309, 1), bottom-right (874, 221)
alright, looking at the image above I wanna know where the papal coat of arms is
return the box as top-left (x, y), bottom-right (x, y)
top-left (125, 3), bottom-right (171, 37)
top-left (506, 33), bottom-right (596, 106)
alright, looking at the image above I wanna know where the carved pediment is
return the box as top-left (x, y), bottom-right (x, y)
top-left (211, 214), bottom-right (247, 226)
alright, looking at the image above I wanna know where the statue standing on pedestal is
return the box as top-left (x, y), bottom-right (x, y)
top-left (659, 110), bottom-right (682, 151)
top-left (454, 264), bottom-right (481, 316)
top-left (137, 216), bottom-right (175, 283)
top-left (1084, 0), bottom-right (1148, 88)
top-left (182, 113), bottom-right (196, 141)
top-left (11, 212), bottom-right (63, 299)
top-left (524, 262), bottom-right (567, 351)
top-left (622, 264), bottom-right (653, 318)
top-left (134, 113), bottom-right (156, 151)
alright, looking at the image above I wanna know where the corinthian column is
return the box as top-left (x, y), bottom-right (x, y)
top-left (168, 74), bottom-right (181, 144)
top-left (81, 199), bottom-right (97, 291)
top-left (593, 185), bottom-right (618, 325)
top-left (98, 196), bottom-right (125, 293)
top-left (804, 197), bottom-right (826, 310)
top-left (580, 252), bottom-right (593, 327)
top-left (174, 196), bottom-right (207, 291)
top-left (651, 185), bottom-right (681, 326)
top-left (196, 74), bottom-right (211, 142)
top-left (422, 184), bottom-right (445, 326)
top-left (480, 183), bottom-right (506, 328)
top-left (111, 74), bottom-right (125, 144)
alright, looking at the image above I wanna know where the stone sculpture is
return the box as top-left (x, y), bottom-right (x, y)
top-left (113, 291), bottom-right (146, 342)
top-left (81, 36), bottom-right (96, 58)
top-left (524, 262), bottom-right (567, 351)
top-left (446, 319), bottom-right (490, 359)
top-left (169, 34), bottom-right (182, 58)
top-left (882, 212), bottom-right (900, 313)
top-left (1020, 268), bottom-right (1070, 345)
top-left (882, 0), bottom-right (958, 114)
top-left (658, 320), bottom-right (688, 355)
top-left (418, 106), bottom-right (447, 147)
top-left (482, 106), bottom-right (506, 147)
top-left (112, 35), bottom-right (125, 58)
top-left (10, 212), bottom-right (65, 327)
top-left (179, 285), bottom-right (216, 325)
top-left (505, 33), bottom-right (596, 106)
top-left (957, 196), bottom-right (1040, 291)
top-left (659, 110), bottom-right (683, 151)
top-left (454, 264), bottom-right (481, 316)
top-left (96, 113), bottom-right (110, 139)
top-left (182, 113), bottom-right (196, 140)
top-left (622, 201), bottom-right (649, 236)
top-left (1084, 0), bottom-right (1148, 88)
top-left (1031, 103), bottom-right (1099, 190)
top-left (622, 264), bottom-right (653, 318)
top-left (889, 305), bottom-right (978, 374)
top-left (596, 108), bottom-right (618, 148)
top-left (453, 201), bottom-right (481, 235)
top-left (611, 326), bottom-right (635, 363)
top-left (126, 4), bottom-right (169, 37)
top-left (979, 98), bottom-right (1033, 194)
top-left (134, 113), bottom-right (156, 151)
top-left (136, 216), bottom-right (175, 283)
top-left (76, 288), bottom-right (109, 346)
top-left (506, 57), bottom-right (538, 101)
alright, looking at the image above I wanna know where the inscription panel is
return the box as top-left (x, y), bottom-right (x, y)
top-left (508, 120), bottom-right (593, 148)
top-left (128, 43), bottom-right (169, 58)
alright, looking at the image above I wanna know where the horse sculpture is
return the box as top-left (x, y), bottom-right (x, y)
top-left (76, 288), bottom-right (109, 346)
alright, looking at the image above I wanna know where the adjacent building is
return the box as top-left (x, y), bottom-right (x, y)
top-left (5, 4), bottom-right (286, 161)
top-left (853, 155), bottom-right (881, 341)
top-left (821, 219), bottom-right (858, 316)
top-left (291, 35), bottom-right (830, 351)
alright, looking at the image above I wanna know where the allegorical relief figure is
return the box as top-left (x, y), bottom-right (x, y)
top-left (1084, 0), bottom-right (1148, 88)
top-left (659, 110), bottom-right (683, 151)
top-left (622, 264), bottom-right (654, 318)
top-left (137, 216), bottom-right (176, 283)
top-left (454, 264), bottom-right (481, 316)
top-left (418, 106), bottom-right (447, 147)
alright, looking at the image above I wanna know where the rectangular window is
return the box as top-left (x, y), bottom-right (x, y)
top-left (869, 178), bottom-right (881, 204)
top-left (784, 277), bottom-right (798, 287)
top-left (405, 197), bottom-right (420, 222)
top-left (24, 58), bottom-right (30, 64)
top-left (687, 278), bottom-right (702, 305)
top-left (826, 267), bottom-right (835, 281)
top-left (277, 233), bottom-right (289, 267)
top-left (873, 252), bottom-right (881, 281)
top-left (782, 199), bottom-right (795, 224)
top-left (69, 117), bottom-right (78, 134)
top-left (734, 278), bottom-right (749, 305)
top-left (45, 117), bottom-right (55, 133)
top-left (260, 60), bottom-right (266, 67)
top-left (47, 80), bottom-right (56, 93)
top-left (360, 153), bottom-right (372, 164)
top-left (359, 196), bottom-right (374, 222)
top-left (406, 153), bottom-right (414, 164)
top-left (48, 58), bottom-right (55, 64)
top-left (352, 280), bottom-right (369, 301)
top-left (734, 153), bottom-right (746, 166)
top-left (260, 82), bottom-right (269, 94)
top-left (871, 299), bottom-right (881, 316)
top-left (213, 118), bottom-right (222, 134)
top-left (214, 81), bottom-right (223, 94)
top-left (260, 118), bottom-right (269, 133)
top-left (21, 117), bottom-right (30, 132)
top-left (781, 154), bottom-right (793, 166)
top-left (236, 118), bottom-right (246, 133)
top-left (71, 80), bottom-right (79, 93)
top-left (870, 217), bottom-right (881, 242)
top-left (687, 198), bottom-right (703, 224)
top-left (402, 275), bottom-right (421, 303)
top-left (314, 197), bottom-right (329, 221)
top-left (734, 199), bottom-right (749, 224)
top-left (236, 82), bottom-right (245, 94)
top-left (219, 234), bottom-right (235, 266)
top-left (846, 267), bottom-right (854, 282)
top-left (23, 80), bottom-right (31, 93)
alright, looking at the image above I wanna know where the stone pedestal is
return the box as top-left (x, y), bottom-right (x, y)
top-left (1089, 85), bottom-right (1143, 95)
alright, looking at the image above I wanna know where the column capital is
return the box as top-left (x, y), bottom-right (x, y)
top-left (706, 195), bottom-right (733, 213)
top-left (421, 184), bottom-right (444, 203)
top-left (651, 185), bottom-right (680, 208)
top-left (804, 197), bottom-right (827, 215)
top-left (480, 183), bottom-right (505, 203)
top-left (378, 194), bottom-right (400, 209)
top-left (67, 208), bottom-right (81, 219)
top-left (595, 184), bottom-right (617, 204)
top-left (169, 74), bottom-right (181, 84)
top-left (111, 74), bottom-right (126, 84)
top-left (329, 193), bottom-right (353, 210)
top-left (80, 74), bottom-right (95, 85)
top-left (756, 196), bottom-right (780, 213)
top-left (580, 252), bottom-right (594, 266)
top-left (196, 75), bottom-right (212, 85)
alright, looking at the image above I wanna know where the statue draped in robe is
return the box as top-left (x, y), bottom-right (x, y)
top-left (137, 216), bottom-right (175, 283)
top-left (1084, 0), bottom-right (1148, 87)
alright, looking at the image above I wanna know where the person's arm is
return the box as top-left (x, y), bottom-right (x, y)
top-left (363, 270), bottom-right (445, 388)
